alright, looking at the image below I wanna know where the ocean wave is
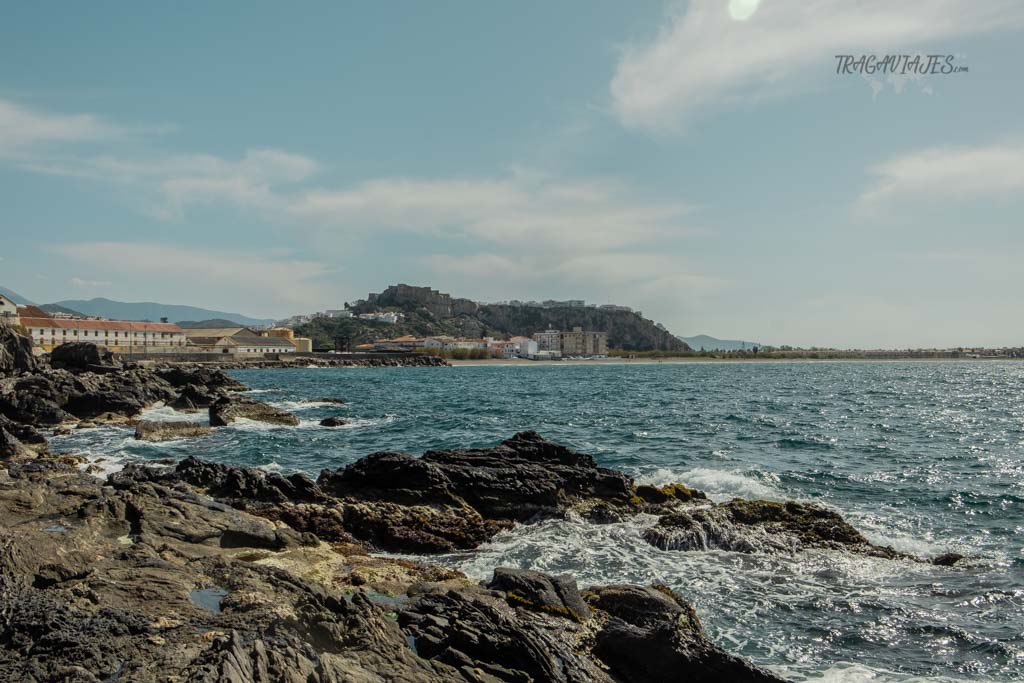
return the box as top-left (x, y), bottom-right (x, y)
top-left (137, 405), bottom-right (209, 423)
top-left (270, 400), bottom-right (349, 412)
top-left (783, 662), bottom-right (976, 682)
top-left (636, 466), bottom-right (785, 502)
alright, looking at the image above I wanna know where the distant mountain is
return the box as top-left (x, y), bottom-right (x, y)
top-left (40, 303), bottom-right (86, 317)
top-left (0, 286), bottom-right (34, 305)
top-left (49, 298), bottom-right (275, 327)
top-left (176, 318), bottom-right (250, 329)
top-left (678, 334), bottom-right (762, 352)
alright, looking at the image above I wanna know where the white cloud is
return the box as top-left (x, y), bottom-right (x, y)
top-left (53, 242), bottom-right (334, 312)
top-left (0, 99), bottom-right (120, 152)
top-left (860, 141), bottom-right (1024, 205)
top-left (68, 277), bottom-right (111, 288)
top-left (611, 0), bottom-right (1024, 131)
top-left (291, 174), bottom-right (694, 252)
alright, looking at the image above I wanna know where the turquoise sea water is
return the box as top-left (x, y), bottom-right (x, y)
top-left (54, 361), bottom-right (1024, 681)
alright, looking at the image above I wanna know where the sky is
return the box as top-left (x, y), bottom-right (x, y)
top-left (1, 0), bottom-right (1022, 348)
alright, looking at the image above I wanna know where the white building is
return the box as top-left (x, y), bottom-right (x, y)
top-left (19, 314), bottom-right (187, 352)
top-left (358, 311), bottom-right (403, 324)
top-left (325, 309), bottom-right (353, 318)
top-left (183, 327), bottom-right (296, 355)
top-left (510, 336), bottom-right (538, 358)
top-left (444, 338), bottom-right (488, 350)
top-left (0, 295), bottom-right (18, 321)
top-left (533, 329), bottom-right (560, 352)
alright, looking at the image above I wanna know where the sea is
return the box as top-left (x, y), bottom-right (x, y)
top-left (52, 361), bottom-right (1024, 682)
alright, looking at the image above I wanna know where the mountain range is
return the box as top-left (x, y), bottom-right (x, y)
top-left (678, 334), bottom-right (762, 352)
top-left (0, 287), bottom-right (274, 327)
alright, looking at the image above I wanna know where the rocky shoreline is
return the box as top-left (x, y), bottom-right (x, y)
top-left (0, 329), bottom-right (963, 681)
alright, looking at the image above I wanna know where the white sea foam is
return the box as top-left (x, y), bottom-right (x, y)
top-left (636, 466), bottom-right (785, 502)
top-left (783, 662), bottom-right (976, 682)
top-left (137, 404), bottom-right (209, 423)
top-left (271, 400), bottom-right (347, 412)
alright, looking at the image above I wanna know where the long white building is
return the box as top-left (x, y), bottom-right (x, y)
top-left (19, 312), bottom-right (186, 352)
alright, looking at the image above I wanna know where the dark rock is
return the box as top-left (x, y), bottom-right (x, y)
top-left (174, 456), bottom-right (325, 503)
top-left (399, 586), bottom-right (610, 682)
top-left (0, 414), bottom-right (48, 451)
top-left (587, 584), bottom-right (786, 683)
top-left (636, 482), bottom-right (707, 504)
top-left (152, 364), bottom-right (245, 391)
top-left (170, 383), bottom-right (221, 410)
top-left (933, 552), bottom-right (966, 567)
top-left (0, 427), bottom-right (34, 461)
top-left (317, 397), bottom-right (346, 404)
top-left (319, 416), bottom-right (348, 427)
top-left (0, 326), bottom-right (37, 375)
top-left (644, 499), bottom-right (904, 558)
top-left (487, 567), bottom-right (590, 621)
top-left (49, 342), bottom-right (119, 372)
top-left (209, 395), bottom-right (299, 427)
top-left (134, 420), bottom-right (213, 442)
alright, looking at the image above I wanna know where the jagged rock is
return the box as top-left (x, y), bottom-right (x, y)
top-left (317, 397), bottom-right (346, 404)
top-left (49, 342), bottom-right (120, 372)
top-left (209, 395), bottom-right (299, 427)
top-left (0, 414), bottom-right (48, 452)
top-left (153, 364), bottom-right (246, 392)
top-left (487, 567), bottom-right (591, 622)
top-left (319, 416), bottom-right (348, 427)
top-left (174, 456), bottom-right (325, 503)
top-left (587, 584), bottom-right (786, 682)
top-left (398, 585), bottom-right (611, 682)
top-left (0, 326), bottom-right (36, 376)
top-left (322, 431), bottom-right (634, 524)
top-left (644, 499), bottom-right (904, 558)
top-left (0, 427), bottom-right (34, 461)
top-left (635, 482), bottom-right (707, 504)
top-left (170, 382), bottom-right (222, 410)
top-left (134, 420), bottom-right (213, 442)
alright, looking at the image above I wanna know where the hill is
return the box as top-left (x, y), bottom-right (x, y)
top-left (0, 286), bottom-right (34, 305)
top-left (49, 298), bottom-right (275, 327)
top-left (176, 318), bottom-right (255, 329)
top-left (679, 334), bottom-right (762, 352)
top-left (40, 303), bottom-right (87, 317)
top-left (296, 284), bottom-right (689, 352)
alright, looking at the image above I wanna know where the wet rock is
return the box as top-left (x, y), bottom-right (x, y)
top-left (209, 395), bottom-right (299, 427)
top-left (319, 416), bottom-right (348, 427)
top-left (487, 567), bottom-right (590, 622)
top-left (635, 482), bottom-right (707, 504)
top-left (134, 420), bottom-right (213, 442)
top-left (317, 397), bottom-right (346, 404)
top-left (933, 552), bottom-right (966, 567)
top-left (644, 499), bottom-right (904, 558)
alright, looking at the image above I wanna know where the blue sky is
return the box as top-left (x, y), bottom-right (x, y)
top-left (1, 0), bottom-right (1022, 347)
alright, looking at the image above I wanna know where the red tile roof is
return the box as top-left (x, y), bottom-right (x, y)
top-left (19, 317), bottom-right (183, 333)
